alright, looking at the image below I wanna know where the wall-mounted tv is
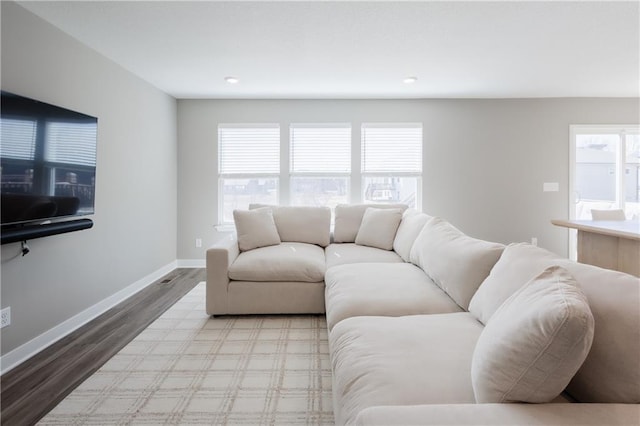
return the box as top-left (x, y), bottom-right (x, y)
top-left (1, 91), bottom-right (98, 227)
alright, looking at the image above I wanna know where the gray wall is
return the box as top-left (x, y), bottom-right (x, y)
top-left (1, 3), bottom-right (177, 355)
top-left (177, 98), bottom-right (639, 260)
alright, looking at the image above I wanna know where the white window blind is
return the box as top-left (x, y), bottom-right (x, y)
top-left (0, 118), bottom-right (37, 160)
top-left (45, 121), bottom-right (97, 166)
top-left (219, 125), bottom-right (280, 174)
top-left (361, 124), bottom-right (422, 173)
top-left (290, 124), bottom-right (351, 173)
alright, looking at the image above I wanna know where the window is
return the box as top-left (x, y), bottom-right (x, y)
top-left (290, 124), bottom-right (351, 208)
top-left (569, 125), bottom-right (640, 257)
top-left (216, 121), bottom-right (425, 224)
top-left (361, 123), bottom-right (422, 208)
top-left (571, 126), bottom-right (640, 220)
top-left (218, 124), bottom-right (280, 223)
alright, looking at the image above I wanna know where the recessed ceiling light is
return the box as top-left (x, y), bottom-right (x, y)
top-left (403, 76), bottom-right (418, 84)
top-left (225, 76), bottom-right (239, 84)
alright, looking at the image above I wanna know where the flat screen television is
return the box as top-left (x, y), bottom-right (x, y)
top-left (1, 91), bottom-right (98, 227)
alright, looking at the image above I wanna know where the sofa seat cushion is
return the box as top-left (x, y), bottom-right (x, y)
top-left (325, 243), bottom-right (403, 269)
top-left (330, 313), bottom-right (483, 425)
top-left (229, 242), bottom-right (325, 282)
top-left (324, 263), bottom-right (463, 330)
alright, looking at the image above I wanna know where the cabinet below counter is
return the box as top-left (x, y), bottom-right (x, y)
top-left (551, 219), bottom-right (640, 278)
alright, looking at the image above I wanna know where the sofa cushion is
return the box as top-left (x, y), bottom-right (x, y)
top-left (325, 243), bottom-right (403, 269)
top-left (324, 263), bottom-right (463, 330)
top-left (468, 242), bottom-right (640, 403)
top-left (409, 217), bottom-right (504, 309)
top-left (355, 207), bottom-right (403, 250)
top-left (472, 266), bottom-right (594, 403)
top-left (469, 243), bottom-right (561, 325)
top-left (330, 313), bottom-right (482, 425)
top-left (334, 203), bottom-right (408, 243)
top-left (393, 209), bottom-right (432, 262)
top-left (354, 404), bottom-right (640, 426)
top-left (233, 207), bottom-right (281, 252)
top-left (249, 204), bottom-right (331, 247)
top-left (229, 242), bottom-right (325, 282)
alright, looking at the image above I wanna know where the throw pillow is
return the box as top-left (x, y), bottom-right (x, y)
top-left (334, 203), bottom-right (408, 243)
top-left (355, 208), bottom-right (403, 250)
top-left (233, 207), bottom-right (281, 252)
top-left (471, 266), bottom-right (595, 403)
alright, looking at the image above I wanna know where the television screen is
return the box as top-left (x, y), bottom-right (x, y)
top-left (1, 91), bottom-right (97, 226)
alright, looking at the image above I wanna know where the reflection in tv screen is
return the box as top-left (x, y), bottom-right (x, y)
top-left (1, 91), bottom-right (98, 226)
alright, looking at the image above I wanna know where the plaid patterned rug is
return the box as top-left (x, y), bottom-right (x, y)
top-left (39, 282), bottom-right (334, 425)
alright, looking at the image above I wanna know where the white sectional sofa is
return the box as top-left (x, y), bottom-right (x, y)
top-left (206, 204), bottom-right (640, 425)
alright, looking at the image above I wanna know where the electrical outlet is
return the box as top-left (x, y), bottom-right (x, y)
top-left (195, 238), bottom-right (202, 248)
top-left (1, 307), bottom-right (11, 328)
top-left (531, 237), bottom-right (538, 246)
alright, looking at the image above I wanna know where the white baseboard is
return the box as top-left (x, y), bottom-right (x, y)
top-left (0, 260), bottom-right (178, 375)
top-left (177, 259), bottom-right (205, 268)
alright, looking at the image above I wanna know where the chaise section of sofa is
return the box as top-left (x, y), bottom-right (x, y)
top-left (330, 313), bottom-right (484, 425)
top-left (327, 230), bottom-right (640, 425)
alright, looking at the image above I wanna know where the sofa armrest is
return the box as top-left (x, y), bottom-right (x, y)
top-left (354, 403), bottom-right (640, 425)
top-left (206, 233), bottom-right (240, 315)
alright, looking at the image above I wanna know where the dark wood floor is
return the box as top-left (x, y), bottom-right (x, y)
top-left (1, 267), bottom-right (206, 426)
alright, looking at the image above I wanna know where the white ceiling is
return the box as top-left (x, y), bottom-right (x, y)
top-left (18, 1), bottom-right (640, 99)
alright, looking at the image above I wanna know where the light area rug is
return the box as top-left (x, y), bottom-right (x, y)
top-left (39, 282), bottom-right (334, 425)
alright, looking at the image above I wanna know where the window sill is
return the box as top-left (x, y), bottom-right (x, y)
top-left (214, 224), bottom-right (235, 233)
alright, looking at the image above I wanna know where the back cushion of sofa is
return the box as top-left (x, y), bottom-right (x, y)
top-left (334, 203), bottom-right (408, 243)
top-left (409, 217), bottom-right (504, 310)
top-left (469, 242), bottom-right (640, 403)
top-left (469, 243), bottom-right (562, 325)
top-left (393, 209), bottom-right (433, 262)
top-left (472, 266), bottom-right (594, 403)
top-left (250, 204), bottom-right (331, 247)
